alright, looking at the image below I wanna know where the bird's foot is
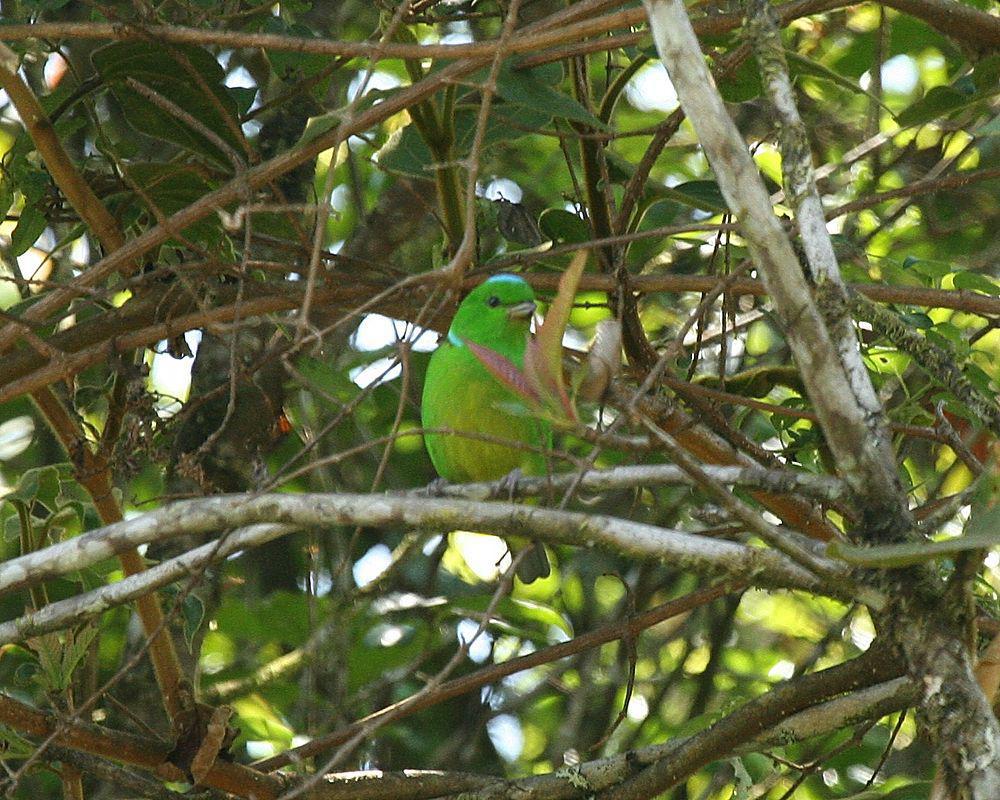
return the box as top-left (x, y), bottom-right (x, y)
top-left (425, 477), bottom-right (450, 497)
top-left (492, 468), bottom-right (523, 501)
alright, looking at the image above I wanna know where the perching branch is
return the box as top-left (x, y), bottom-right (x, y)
top-left (0, 493), bottom-right (851, 637)
top-left (418, 462), bottom-right (847, 503)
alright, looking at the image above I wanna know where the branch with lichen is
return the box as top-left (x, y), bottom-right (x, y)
top-left (846, 286), bottom-right (1000, 436)
top-left (643, 0), bottom-right (909, 536)
top-left (0, 492), bottom-right (856, 642)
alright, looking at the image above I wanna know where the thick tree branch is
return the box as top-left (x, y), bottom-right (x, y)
top-left (0, 693), bottom-right (282, 799)
top-left (748, 0), bottom-right (892, 457)
top-left (879, 0), bottom-right (1000, 54)
top-left (639, 418), bottom-right (881, 608)
top-left (640, 8), bottom-right (1000, 796)
top-left (0, 493), bottom-right (845, 614)
top-left (46, 746), bottom-right (224, 800)
top-left (454, 647), bottom-right (902, 799)
top-left (302, 770), bottom-right (496, 800)
top-left (0, 0), bottom-right (996, 62)
top-left (643, 0), bottom-right (909, 537)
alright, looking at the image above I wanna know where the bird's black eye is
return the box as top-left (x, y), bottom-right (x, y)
top-left (487, 295), bottom-right (501, 308)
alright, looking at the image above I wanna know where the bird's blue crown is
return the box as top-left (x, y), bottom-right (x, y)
top-left (485, 273), bottom-right (527, 285)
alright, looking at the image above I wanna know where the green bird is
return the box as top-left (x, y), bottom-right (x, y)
top-left (421, 274), bottom-right (552, 582)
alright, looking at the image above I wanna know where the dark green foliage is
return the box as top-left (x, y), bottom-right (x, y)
top-left (0, 1), bottom-right (998, 798)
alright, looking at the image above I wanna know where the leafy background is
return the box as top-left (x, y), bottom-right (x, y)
top-left (0, 0), bottom-right (998, 798)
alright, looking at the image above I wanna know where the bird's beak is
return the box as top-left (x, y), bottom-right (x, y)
top-left (507, 301), bottom-right (536, 320)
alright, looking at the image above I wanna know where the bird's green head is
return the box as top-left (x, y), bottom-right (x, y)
top-left (448, 274), bottom-right (536, 351)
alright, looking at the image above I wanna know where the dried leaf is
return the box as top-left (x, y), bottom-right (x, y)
top-left (524, 252), bottom-right (586, 421)
top-left (578, 319), bottom-right (623, 402)
top-left (534, 251), bottom-right (586, 390)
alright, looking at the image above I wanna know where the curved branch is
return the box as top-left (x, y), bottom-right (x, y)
top-left (0, 493), bottom-right (841, 612)
top-left (461, 646), bottom-right (902, 799)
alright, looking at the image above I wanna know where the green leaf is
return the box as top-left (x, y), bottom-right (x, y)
top-left (347, 615), bottom-right (431, 692)
top-left (60, 624), bottom-right (99, 687)
top-left (0, 725), bottom-right (36, 759)
top-left (92, 41), bottom-right (243, 168)
top-left (901, 255), bottom-right (951, 281)
top-left (41, 505), bottom-right (82, 544)
top-left (971, 54), bottom-right (1000, 97)
top-left (183, 594), bottom-right (206, 651)
top-left (831, 31), bottom-right (877, 80)
top-left (27, 625), bottom-right (98, 693)
top-left (729, 757), bottom-right (754, 800)
top-left (486, 99), bottom-right (552, 138)
top-left (539, 208), bottom-right (590, 244)
top-left (526, 61), bottom-right (564, 86)
top-left (718, 58), bottom-right (762, 103)
top-left (230, 87), bottom-right (258, 117)
top-left (496, 64), bottom-right (608, 130)
top-left (379, 104), bottom-right (549, 177)
top-left (786, 50), bottom-right (893, 116)
top-left (0, 178), bottom-right (14, 221)
top-left (299, 109), bottom-right (344, 146)
top-left (9, 205), bottom-right (47, 257)
top-left (951, 271), bottom-right (999, 295)
top-left (964, 362), bottom-right (994, 395)
top-left (122, 163), bottom-right (223, 247)
top-left (2, 465), bottom-right (61, 505)
top-left (214, 591), bottom-right (315, 648)
top-left (981, 116), bottom-right (1000, 137)
top-left (900, 312), bottom-right (933, 329)
top-left (378, 122), bottom-right (431, 176)
top-left (897, 85), bottom-right (973, 127)
top-left (627, 198), bottom-right (682, 267)
top-left (230, 695), bottom-right (294, 749)
top-left (664, 180), bottom-right (728, 213)
top-left (451, 595), bottom-right (573, 639)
